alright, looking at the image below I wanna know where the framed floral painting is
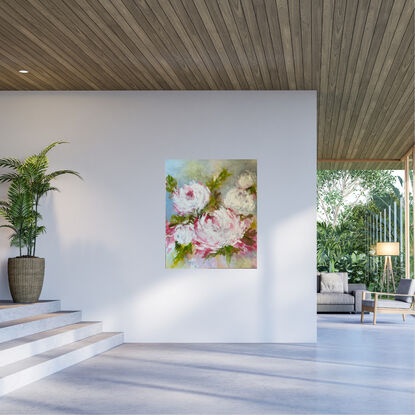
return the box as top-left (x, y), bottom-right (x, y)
top-left (165, 159), bottom-right (257, 269)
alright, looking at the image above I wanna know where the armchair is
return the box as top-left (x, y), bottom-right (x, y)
top-left (361, 279), bottom-right (415, 325)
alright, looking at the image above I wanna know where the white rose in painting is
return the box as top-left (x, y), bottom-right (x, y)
top-left (172, 182), bottom-right (211, 215)
top-left (174, 223), bottom-right (195, 246)
top-left (238, 171), bottom-right (256, 189)
top-left (194, 207), bottom-right (249, 252)
top-left (223, 187), bottom-right (256, 215)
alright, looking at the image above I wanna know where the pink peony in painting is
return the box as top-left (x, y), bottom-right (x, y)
top-left (165, 159), bottom-right (257, 269)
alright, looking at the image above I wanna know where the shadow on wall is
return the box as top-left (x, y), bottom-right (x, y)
top-left (0, 182), bottom-right (12, 299)
top-left (0, 180), bottom-right (315, 342)
top-left (0, 258), bottom-right (11, 299)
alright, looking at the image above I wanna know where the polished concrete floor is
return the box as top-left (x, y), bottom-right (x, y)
top-left (0, 314), bottom-right (414, 414)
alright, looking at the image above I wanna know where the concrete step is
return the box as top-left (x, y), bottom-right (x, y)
top-left (0, 311), bottom-right (82, 343)
top-left (0, 332), bottom-right (124, 396)
top-left (0, 301), bottom-right (61, 323)
top-left (0, 321), bottom-right (102, 366)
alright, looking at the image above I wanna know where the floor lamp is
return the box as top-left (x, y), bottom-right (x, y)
top-left (376, 242), bottom-right (400, 292)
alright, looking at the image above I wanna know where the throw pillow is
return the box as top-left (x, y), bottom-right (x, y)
top-left (320, 272), bottom-right (348, 293)
top-left (320, 273), bottom-right (344, 293)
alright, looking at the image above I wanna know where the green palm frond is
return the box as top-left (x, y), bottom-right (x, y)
top-left (46, 169), bottom-right (82, 181)
top-left (0, 158), bottom-right (22, 169)
top-left (0, 140), bottom-right (80, 256)
top-left (0, 172), bottom-right (19, 183)
top-left (0, 224), bottom-right (16, 231)
top-left (38, 141), bottom-right (67, 158)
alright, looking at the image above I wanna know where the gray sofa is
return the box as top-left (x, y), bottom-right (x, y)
top-left (317, 272), bottom-right (367, 313)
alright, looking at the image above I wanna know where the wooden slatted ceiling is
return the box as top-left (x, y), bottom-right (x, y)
top-left (0, 0), bottom-right (413, 170)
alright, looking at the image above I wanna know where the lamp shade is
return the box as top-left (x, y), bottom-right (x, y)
top-left (376, 242), bottom-right (400, 256)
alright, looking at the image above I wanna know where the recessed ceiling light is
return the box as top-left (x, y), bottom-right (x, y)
top-left (18, 69), bottom-right (29, 74)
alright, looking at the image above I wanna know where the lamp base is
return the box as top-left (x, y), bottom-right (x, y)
top-left (381, 256), bottom-right (396, 292)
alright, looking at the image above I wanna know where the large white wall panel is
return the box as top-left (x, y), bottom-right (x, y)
top-left (0, 91), bottom-right (316, 342)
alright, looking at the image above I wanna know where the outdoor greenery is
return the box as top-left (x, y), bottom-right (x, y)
top-left (317, 169), bottom-right (409, 290)
top-left (0, 141), bottom-right (81, 257)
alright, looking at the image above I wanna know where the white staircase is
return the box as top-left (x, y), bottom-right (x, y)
top-left (0, 300), bottom-right (123, 396)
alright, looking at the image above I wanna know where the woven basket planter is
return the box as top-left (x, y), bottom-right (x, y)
top-left (8, 257), bottom-right (45, 303)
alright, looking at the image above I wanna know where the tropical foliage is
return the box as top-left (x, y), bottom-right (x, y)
top-left (0, 141), bottom-right (81, 257)
top-left (317, 169), bottom-right (406, 287)
top-left (317, 170), bottom-right (398, 226)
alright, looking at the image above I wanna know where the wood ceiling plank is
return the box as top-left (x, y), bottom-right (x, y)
top-left (0, 80), bottom-right (21, 90)
top-left (352, 7), bottom-right (414, 158)
top-left (102, 0), bottom-right (186, 89)
top-left (358, 19), bottom-right (414, 158)
top-left (287, 0), bottom-right (304, 89)
top-left (334, 0), bottom-right (383, 159)
top-left (311, 0), bottom-right (322, 91)
top-left (37, 0), bottom-right (137, 89)
top-left (172, 0), bottom-right (231, 88)
top-left (191, 0), bottom-right (242, 89)
top-left (62, 0), bottom-right (148, 89)
top-left (393, 123), bottom-right (415, 159)
top-left (377, 95), bottom-right (415, 158)
top-left (329, 0), bottom-right (370, 159)
top-left (85, 0), bottom-right (170, 89)
top-left (362, 68), bottom-right (414, 159)
top-left (0, 22), bottom-right (74, 90)
top-left (323, 0), bottom-right (347, 159)
top-left (318, 0), bottom-right (334, 158)
top-left (0, 47), bottom-right (60, 90)
top-left (299, 0), bottom-right (312, 90)
top-left (235, 0), bottom-right (273, 88)
top-left (151, 0), bottom-right (219, 89)
top-left (71, 0), bottom-right (159, 89)
top-left (225, 0), bottom-right (265, 89)
top-left (0, 55), bottom-right (42, 89)
top-left (204, 0), bottom-right (250, 89)
top-left (275, 0), bottom-right (296, 89)
top-left (342, 0), bottom-right (397, 158)
top-left (385, 121), bottom-right (414, 161)
top-left (370, 87), bottom-right (414, 157)
top-left (123, 0), bottom-right (206, 89)
top-left (216, 0), bottom-right (258, 89)
top-left (263, 0), bottom-right (289, 89)
top-left (0, 1), bottom-right (103, 89)
top-left (383, 118), bottom-right (414, 164)
top-left (251, 0), bottom-right (281, 89)
top-left (133, 0), bottom-right (209, 89)
top-left (346, 0), bottom-right (409, 158)
top-left (325, 0), bottom-right (359, 159)
top-left (21, 0), bottom-right (121, 89)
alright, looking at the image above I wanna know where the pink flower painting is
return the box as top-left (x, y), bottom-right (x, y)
top-left (165, 160), bottom-right (257, 269)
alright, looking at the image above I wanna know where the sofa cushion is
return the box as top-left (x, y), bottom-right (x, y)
top-left (395, 279), bottom-right (415, 303)
top-left (317, 293), bottom-right (355, 305)
top-left (320, 272), bottom-right (348, 293)
top-left (362, 299), bottom-right (411, 309)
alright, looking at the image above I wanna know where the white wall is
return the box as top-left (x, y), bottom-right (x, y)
top-left (0, 91), bottom-right (316, 342)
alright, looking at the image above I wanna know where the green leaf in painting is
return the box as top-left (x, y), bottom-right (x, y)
top-left (246, 184), bottom-right (257, 196)
top-left (205, 245), bottom-right (240, 266)
top-left (206, 168), bottom-right (231, 192)
top-left (166, 175), bottom-right (177, 194)
top-left (172, 242), bottom-right (193, 266)
top-left (169, 215), bottom-right (194, 226)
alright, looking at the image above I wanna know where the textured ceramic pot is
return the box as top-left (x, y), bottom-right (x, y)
top-left (8, 257), bottom-right (45, 303)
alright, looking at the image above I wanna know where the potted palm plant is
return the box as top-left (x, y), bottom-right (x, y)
top-left (0, 141), bottom-right (81, 303)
